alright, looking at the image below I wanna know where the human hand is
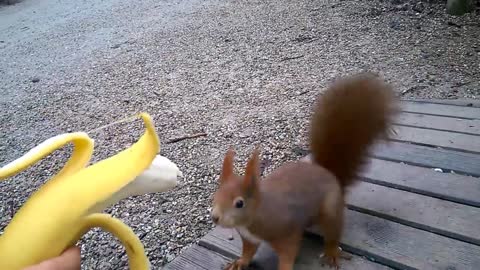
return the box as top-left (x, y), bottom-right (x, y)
top-left (23, 246), bottom-right (81, 270)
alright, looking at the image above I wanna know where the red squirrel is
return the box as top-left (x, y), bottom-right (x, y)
top-left (211, 73), bottom-right (398, 270)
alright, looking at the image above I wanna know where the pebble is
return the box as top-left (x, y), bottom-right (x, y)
top-left (166, 253), bottom-right (175, 262)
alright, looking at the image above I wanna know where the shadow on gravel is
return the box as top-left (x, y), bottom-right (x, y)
top-left (0, 0), bottom-right (23, 6)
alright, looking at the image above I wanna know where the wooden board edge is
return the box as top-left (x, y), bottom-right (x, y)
top-left (390, 125), bottom-right (480, 154)
top-left (404, 99), bottom-right (480, 108)
top-left (162, 244), bottom-right (231, 270)
top-left (372, 141), bottom-right (480, 177)
top-left (360, 176), bottom-right (480, 208)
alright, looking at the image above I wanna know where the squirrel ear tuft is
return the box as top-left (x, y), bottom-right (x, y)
top-left (220, 147), bottom-right (235, 184)
top-left (243, 146), bottom-right (261, 195)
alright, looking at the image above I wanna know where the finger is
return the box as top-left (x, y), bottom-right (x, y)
top-left (54, 247), bottom-right (81, 270)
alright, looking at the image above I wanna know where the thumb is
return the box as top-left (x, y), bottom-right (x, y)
top-left (24, 246), bottom-right (81, 270)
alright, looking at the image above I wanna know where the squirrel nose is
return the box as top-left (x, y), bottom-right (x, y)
top-left (211, 214), bottom-right (219, 224)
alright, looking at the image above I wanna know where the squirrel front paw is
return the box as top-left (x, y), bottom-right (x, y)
top-left (320, 252), bottom-right (339, 270)
top-left (223, 259), bottom-right (250, 270)
top-left (319, 246), bottom-right (351, 269)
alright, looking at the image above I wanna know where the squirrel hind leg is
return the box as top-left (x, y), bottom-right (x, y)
top-left (317, 188), bottom-right (349, 269)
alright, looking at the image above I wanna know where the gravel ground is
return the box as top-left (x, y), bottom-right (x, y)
top-left (0, 0), bottom-right (479, 269)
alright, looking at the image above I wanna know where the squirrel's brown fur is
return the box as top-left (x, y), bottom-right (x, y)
top-left (211, 73), bottom-right (398, 270)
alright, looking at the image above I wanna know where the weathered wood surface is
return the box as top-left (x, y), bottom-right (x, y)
top-left (193, 212), bottom-right (480, 270)
top-left (347, 181), bottom-right (480, 245)
top-left (307, 210), bottom-right (480, 270)
top-left (392, 124), bottom-right (480, 152)
top-left (199, 227), bottom-right (393, 270)
top-left (163, 245), bottom-right (230, 270)
top-left (164, 100), bottom-right (480, 270)
top-left (394, 113), bottom-right (480, 135)
top-left (372, 141), bottom-right (480, 177)
top-left (405, 99), bottom-right (480, 108)
top-left (401, 101), bottom-right (480, 119)
top-left (362, 158), bottom-right (480, 207)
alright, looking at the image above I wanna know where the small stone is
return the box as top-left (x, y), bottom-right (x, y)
top-left (412, 2), bottom-right (425, 13)
top-left (368, 8), bottom-right (382, 17)
top-left (166, 253), bottom-right (175, 262)
top-left (31, 77), bottom-right (40, 83)
top-left (395, 4), bottom-right (409, 11)
top-left (389, 20), bottom-right (402, 31)
top-left (228, 234), bottom-right (234, 240)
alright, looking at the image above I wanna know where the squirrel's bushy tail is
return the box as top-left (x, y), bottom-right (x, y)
top-left (310, 73), bottom-right (398, 190)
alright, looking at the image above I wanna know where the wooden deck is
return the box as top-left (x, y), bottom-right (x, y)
top-left (164, 99), bottom-right (480, 270)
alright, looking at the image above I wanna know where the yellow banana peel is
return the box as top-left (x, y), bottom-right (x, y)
top-left (0, 113), bottom-right (182, 270)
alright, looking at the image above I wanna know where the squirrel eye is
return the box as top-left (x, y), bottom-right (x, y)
top-left (234, 199), bottom-right (244, 209)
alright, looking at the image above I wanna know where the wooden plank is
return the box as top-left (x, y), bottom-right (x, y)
top-left (199, 227), bottom-right (392, 270)
top-left (401, 101), bottom-right (480, 119)
top-left (308, 210), bottom-right (480, 270)
top-left (394, 112), bottom-right (480, 135)
top-left (361, 159), bottom-right (480, 207)
top-left (372, 141), bottom-right (480, 177)
top-left (346, 181), bottom-right (480, 245)
top-left (392, 125), bottom-right (480, 152)
top-left (405, 99), bottom-right (480, 108)
top-left (199, 227), bottom-right (240, 259)
top-left (163, 244), bottom-right (230, 270)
